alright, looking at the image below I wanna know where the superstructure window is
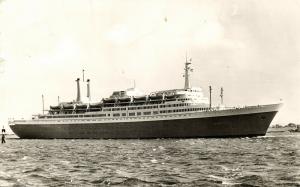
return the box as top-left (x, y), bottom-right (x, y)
top-left (137, 112), bottom-right (141, 116)
top-left (97, 114), bottom-right (106, 117)
top-left (129, 112), bottom-right (135, 116)
top-left (122, 113), bottom-right (126, 116)
top-left (113, 113), bottom-right (120, 117)
top-left (143, 111), bottom-right (151, 115)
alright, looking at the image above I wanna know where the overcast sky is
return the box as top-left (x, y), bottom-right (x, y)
top-left (1, 0), bottom-right (300, 129)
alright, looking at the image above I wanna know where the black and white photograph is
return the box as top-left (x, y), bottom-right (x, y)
top-left (0, 0), bottom-right (299, 186)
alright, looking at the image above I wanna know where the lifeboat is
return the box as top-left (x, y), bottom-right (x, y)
top-left (102, 98), bottom-right (117, 104)
top-left (89, 103), bottom-right (102, 111)
top-left (61, 103), bottom-right (74, 110)
top-left (102, 98), bottom-right (116, 107)
top-left (118, 97), bottom-right (131, 106)
top-left (89, 102), bottom-right (102, 108)
top-left (76, 104), bottom-right (87, 108)
top-left (50, 105), bottom-right (60, 110)
top-left (149, 95), bottom-right (163, 101)
top-left (165, 94), bottom-right (178, 101)
top-left (118, 97), bottom-right (131, 103)
top-left (133, 96), bottom-right (147, 102)
top-left (75, 104), bottom-right (88, 112)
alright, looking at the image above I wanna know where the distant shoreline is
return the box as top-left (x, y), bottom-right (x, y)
top-left (268, 126), bottom-right (298, 133)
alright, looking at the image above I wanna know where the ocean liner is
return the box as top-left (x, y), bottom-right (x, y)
top-left (9, 59), bottom-right (282, 139)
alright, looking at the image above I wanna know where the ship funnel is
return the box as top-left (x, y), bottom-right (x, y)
top-left (87, 79), bottom-right (91, 101)
top-left (184, 55), bottom-right (193, 89)
top-left (76, 78), bottom-right (81, 102)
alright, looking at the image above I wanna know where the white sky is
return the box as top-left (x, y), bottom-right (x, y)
top-left (1, 0), bottom-right (300, 130)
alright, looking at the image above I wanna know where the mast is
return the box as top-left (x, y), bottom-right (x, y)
top-left (184, 54), bottom-right (192, 89)
top-left (209, 86), bottom-right (212, 109)
top-left (42, 94), bottom-right (44, 115)
top-left (82, 69), bottom-right (85, 82)
top-left (220, 87), bottom-right (224, 105)
top-left (76, 78), bottom-right (81, 102)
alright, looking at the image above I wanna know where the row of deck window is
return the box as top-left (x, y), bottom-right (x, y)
top-left (160, 107), bottom-right (205, 113)
top-left (102, 103), bottom-right (189, 112)
top-left (103, 108), bottom-right (127, 112)
top-left (160, 103), bottom-right (188, 108)
top-left (42, 107), bottom-right (209, 119)
top-left (49, 102), bottom-right (194, 115)
top-left (178, 98), bottom-right (190, 101)
top-left (128, 105), bottom-right (159, 110)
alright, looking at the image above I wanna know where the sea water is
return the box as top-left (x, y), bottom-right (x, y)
top-left (0, 132), bottom-right (299, 186)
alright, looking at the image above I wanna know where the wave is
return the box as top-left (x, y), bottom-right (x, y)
top-left (1, 135), bottom-right (298, 186)
top-left (120, 178), bottom-right (156, 186)
top-left (234, 175), bottom-right (267, 187)
top-left (22, 167), bottom-right (45, 173)
top-left (91, 177), bottom-right (155, 186)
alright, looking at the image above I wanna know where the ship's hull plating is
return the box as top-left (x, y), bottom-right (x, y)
top-left (10, 111), bottom-right (277, 139)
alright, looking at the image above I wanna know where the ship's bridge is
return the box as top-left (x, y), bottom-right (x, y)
top-left (150, 87), bottom-right (209, 106)
top-left (178, 87), bottom-right (209, 105)
top-left (109, 87), bottom-right (145, 99)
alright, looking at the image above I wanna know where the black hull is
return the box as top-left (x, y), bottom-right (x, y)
top-left (10, 111), bottom-right (277, 139)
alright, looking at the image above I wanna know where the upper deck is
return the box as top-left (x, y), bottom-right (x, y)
top-left (47, 87), bottom-right (209, 116)
top-left (12, 103), bottom-right (282, 125)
